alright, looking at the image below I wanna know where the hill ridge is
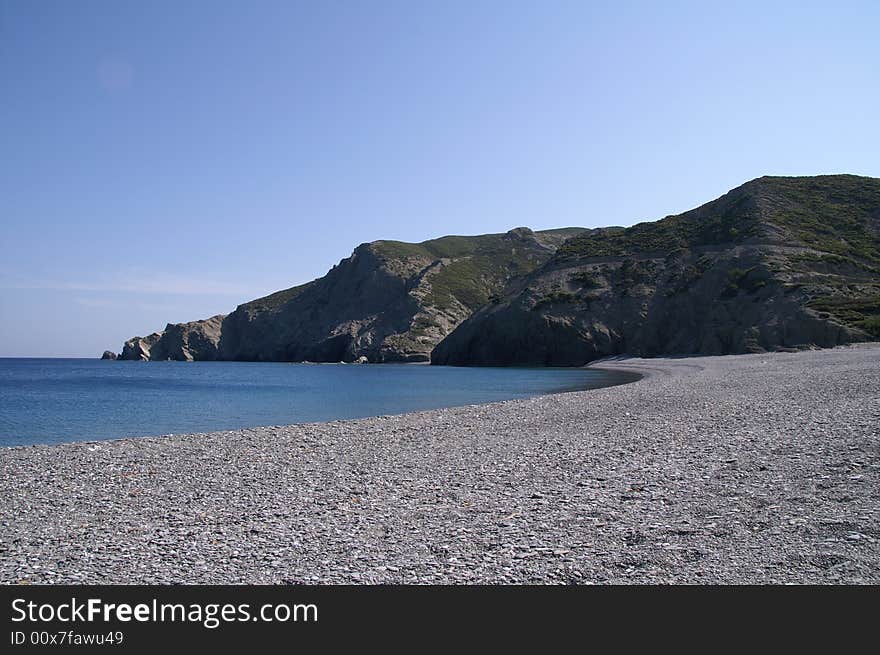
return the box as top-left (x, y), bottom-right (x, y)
top-left (432, 174), bottom-right (880, 366)
top-left (115, 227), bottom-right (586, 362)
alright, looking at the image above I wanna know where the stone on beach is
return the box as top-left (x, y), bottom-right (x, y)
top-left (0, 344), bottom-right (878, 584)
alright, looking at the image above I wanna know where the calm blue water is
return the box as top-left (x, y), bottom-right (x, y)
top-left (0, 359), bottom-right (633, 447)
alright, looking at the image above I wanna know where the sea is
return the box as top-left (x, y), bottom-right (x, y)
top-left (0, 358), bottom-right (633, 447)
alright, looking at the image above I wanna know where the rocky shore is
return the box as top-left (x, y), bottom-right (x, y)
top-left (1, 345), bottom-right (878, 584)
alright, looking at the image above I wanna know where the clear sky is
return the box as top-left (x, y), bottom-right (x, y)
top-left (2, 1), bottom-right (878, 356)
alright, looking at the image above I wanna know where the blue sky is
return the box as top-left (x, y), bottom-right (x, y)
top-left (2, 1), bottom-right (878, 356)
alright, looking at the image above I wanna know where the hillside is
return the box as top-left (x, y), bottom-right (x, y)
top-left (116, 227), bottom-right (586, 362)
top-left (432, 175), bottom-right (880, 366)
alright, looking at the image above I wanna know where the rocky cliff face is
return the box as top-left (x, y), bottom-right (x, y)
top-left (120, 315), bottom-right (225, 362)
top-left (111, 175), bottom-right (880, 366)
top-left (432, 175), bottom-right (880, 366)
top-left (114, 227), bottom-right (585, 362)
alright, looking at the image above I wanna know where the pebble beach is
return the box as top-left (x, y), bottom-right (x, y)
top-left (1, 345), bottom-right (878, 584)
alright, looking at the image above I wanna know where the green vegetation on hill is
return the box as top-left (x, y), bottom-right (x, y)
top-left (532, 291), bottom-right (580, 311)
top-left (757, 175), bottom-right (880, 265)
top-left (808, 289), bottom-right (880, 338)
top-left (239, 282), bottom-right (314, 313)
top-left (423, 256), bottom-right (523, 311)
top-left (374, 228), bottom-right (587, 312)
top-left (555, 175), bottom-right (880, 266)
top-left (569, 270), bottom-right (602, 289)
top-left (720, 266), bottom-right (769, 298)
top-left (556, 194), bottom-right (760, 259)
top-left (372, 227), bottom-right (586, 262)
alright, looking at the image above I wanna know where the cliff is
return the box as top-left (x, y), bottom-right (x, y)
top-left (432, 175), bottom-right (880, 365)
top-left (120, 314), bottom-right (225, 362)
top-left (114, 227), bottom-right (585, 362)
top-left (110, 175), bottom-right (880, 366)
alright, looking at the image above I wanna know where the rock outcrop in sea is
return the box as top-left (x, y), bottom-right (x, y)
top-left (120, 315), bottom-right (225, 362)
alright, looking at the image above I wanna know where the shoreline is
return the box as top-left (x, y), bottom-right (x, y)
top-left (1, 344), bottom-right (877, 583)
top-left (0, 364), bottom-right (639, 450)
